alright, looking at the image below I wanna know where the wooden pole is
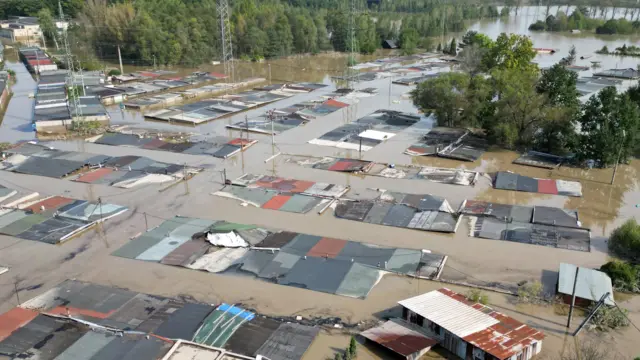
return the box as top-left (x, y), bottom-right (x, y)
top-left (566, 267), bottom-right (580, 328)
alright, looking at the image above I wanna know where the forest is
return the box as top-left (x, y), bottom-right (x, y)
top-left (14, 0), bottom-right (502, 67)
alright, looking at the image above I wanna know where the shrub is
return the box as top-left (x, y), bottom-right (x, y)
top-left (600, 260), bottom-right (639, 293)
top-left (108, 69), bottom-right (121, 76)
top-left (608, 219), bottom-right (640, 262)
top-left (466, 289), bottom-right (490, 305)
top-left (529, 20), bottom-right (547, 31)
top-left (517, 281), bottom-right (543, 303)
top-left (589, 305), bottom-right (629, 330)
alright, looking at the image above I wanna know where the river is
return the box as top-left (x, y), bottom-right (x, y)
top-left (466, 6), bottom-right (640, 71)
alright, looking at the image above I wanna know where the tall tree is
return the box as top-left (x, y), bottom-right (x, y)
top-left (37, 8), bottom-right (59, 50)
top-left (537, 63), bottom-right (580, 110)
top-left (412, 53), bottom-right (494, 127)
top-left (482, 33), bottom-right (537, 73)
top-left (399, 27), bottom-right (418, 55)
top-left (484, 69), bottom-right (553, 148)
top-left (574, 87), bottom-right (640, 167)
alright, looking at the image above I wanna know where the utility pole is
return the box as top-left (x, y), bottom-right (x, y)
top-left (268, 63), bottom-right (272, 85)
top-left (59, 0), bottom-right (82, 123)
top-left (573, 292), bottom-right (610, 336)
top-left (388, 77), bottom-right (392, 107)
top-left (153, 54), bottom-right (156, 69)
top-left (144, 212), bottom-right (148, 231)
top-left (117, 45), bottom-right (124, 74)
top-left (358, 135), bottom-right (362, 158)
top-left (13, 279), bottom-right (20, 305)
top-left (183, 163), bottom-right (190, 194)
top-left (611, 130), bottom-right (626, 185)
top-left (346, 0), bottom-right (357, 90)
top-left (566, 266), bottom-right (580, 328)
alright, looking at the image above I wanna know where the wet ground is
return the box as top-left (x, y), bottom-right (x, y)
top-left (1, 10), bottom-right (640, 359)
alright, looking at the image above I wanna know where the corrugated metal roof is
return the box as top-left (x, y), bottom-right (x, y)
top-left (254, 323), bottom-right (319, 360)
top-left (400, 288), bottom-right (544, 360)
top-left (558, 263), bottom-right (614, 305)
top-left (360, 319), bottom-right (437, 356)
top-left (398, 290), bottom-right (499, 338)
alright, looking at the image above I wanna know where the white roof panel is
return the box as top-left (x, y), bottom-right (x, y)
top-left (358, 129), bottom-right (396, 141)
top-left (398, 290), bottom-right (499, 338)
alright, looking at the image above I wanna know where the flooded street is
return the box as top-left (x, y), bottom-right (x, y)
top-left (0, 60), bottom-right (36, 142)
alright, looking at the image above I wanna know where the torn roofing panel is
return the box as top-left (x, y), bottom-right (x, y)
top-left (160, 240), bottom-right (210, 267)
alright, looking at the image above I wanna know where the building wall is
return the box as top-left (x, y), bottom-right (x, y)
top-left (402, 306), bottom-right (542, 360)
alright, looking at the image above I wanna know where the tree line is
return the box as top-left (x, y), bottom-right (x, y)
top-left (28, 0), bottom-right (503, 68)
top-left (412, 30), bottom-right (640, 167)
top-left (528, 7), bottom-right (640, 34)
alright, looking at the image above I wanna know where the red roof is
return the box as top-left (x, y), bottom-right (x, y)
top-left (361, 319), bottom-right (437, 357)
top-left (324, 99), bottom-right (349, 108)
top-left (0, 308), bottom-right (39, 342)
top-left (137, 71), bottom-right (161, 78)
top-left (438, 288), bottom-right (545, 360)
top-left (262, 194), bottom-right (291, 210)
top-left (537, 179), bottom-right (558, 195)
top-left (46, 305), bottom-right (116, 319)
top-left (255, 176), bottom-right (315, 193)
top-left (24, 196), bottom-right (75, 213)
top-left (209, 72), bottom-right (228, 79)
top-left (28, 59), bottom-right (54, 65)
top-left (75, 168), bottom-right (114, 183)
top-left (228, 138), bottom-right (256, 147)
top-left (307, 237), bottom-right (347, 258)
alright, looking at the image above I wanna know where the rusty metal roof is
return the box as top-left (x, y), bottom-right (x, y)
top-left (438, 288), bottom-right (544, 360)
top-left (360, 319), bottom-right (437, 357)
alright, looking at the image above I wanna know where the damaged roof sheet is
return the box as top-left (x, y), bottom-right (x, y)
top-left (360, 319), bottom-right (437, 357)
top-left (111, 216), bottom-right (444, 299)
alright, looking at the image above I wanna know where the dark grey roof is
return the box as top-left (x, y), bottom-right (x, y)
top-left (225, 316), bottom-right (281, 356)
top-left (16, 216), bottom-right (87, 244)
top-left (279, 257), bottom-right (352, 294)
top-left (0, 315), bottom-right (62, 356)
top-left (34, 106), bottom-right (72, 122)
top-left (255, 323), bottom-right (320, 360)
top-left (90, 334), bottom-right (171, 360)
top-left (153, 302), bottom-right (214, 340)
top-left (12, 157), bottom-right (84, 178)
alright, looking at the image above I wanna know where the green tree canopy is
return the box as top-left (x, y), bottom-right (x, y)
top-left (609, 219), bottom-right (640, 263)
top-left (483, 68), bottom-right (553, 148)
top-left (575, 87), bottom-right (640, 166)
top-left (482, 33), bottom-right (537, 73)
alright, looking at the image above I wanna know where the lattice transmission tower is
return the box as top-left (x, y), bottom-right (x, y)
top-left (217, 0), bottom-right (234, 83)
top-left (59, 1), bottom-right (82, 122)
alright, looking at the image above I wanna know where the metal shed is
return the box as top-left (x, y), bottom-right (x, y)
top-left (557, 263), bottom-right (614, 306)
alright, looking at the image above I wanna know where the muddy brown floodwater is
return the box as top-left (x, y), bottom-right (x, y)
top-left (2, 7), bottom-right (640, 360)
